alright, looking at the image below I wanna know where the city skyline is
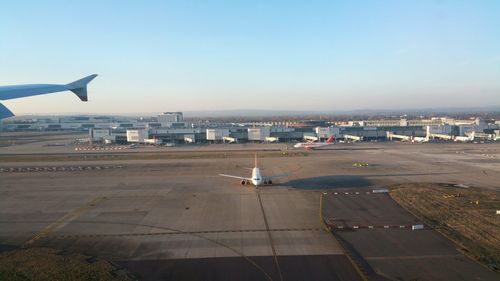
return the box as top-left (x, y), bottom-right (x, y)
top-left (1, 0), bottom-right (499, 114)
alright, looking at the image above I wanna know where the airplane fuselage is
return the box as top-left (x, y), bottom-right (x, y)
top-left (251, 167), bottom-right (263, 186)
top-left (412, 137), bottom-right (429, 143)
top-left (294, 136), bottom-right (335, 149)
top-left (293, 142), bottom-right (329, 149)
top-left (218, 154), bottom-right (286, 187)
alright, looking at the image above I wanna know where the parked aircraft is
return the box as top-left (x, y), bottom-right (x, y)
top-left (412, 136), bottom-right (429, 143)
top-left (411, 137), bottom-right (429, 143)
top-left (219, 154), bottom-right (288, 187)
top-left (0, 75), bottom-right (97, 119)
top-left (455, 131), bottom-right (475, 143)
top-left (412, 127), bottom-right (430, 143)
top-left (294, 135), bottom-right (334, 150)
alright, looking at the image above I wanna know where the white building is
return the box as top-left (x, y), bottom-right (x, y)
top-left (457, 125), bottom-right (478, 136)
top-left (363, 119), bottom-right (404, 127)
top-left (90, 128), bottom-right (111, 141)
top-left (206, 128), bottom-right (230, 141)
top-left (144, 138), bottom-right (163, 145)
top-left (60, 123), bottom-right (81, 130)
top-left (408, 118), bottom-right (446, 126)
top-left (158, 112), bottom-right (186, 128)
top-left (126, 129), bottom-right (149, 143)
top-left (315, 126), bottom-right (340, 139)
top-left (270, 127), bottom-right (295, 133)
top-left (248, 127), bottom-right (271, 141)
top-left (152, 128), bottom-right (202, 135)
top-left (428, 125), bottom-right (453, 135)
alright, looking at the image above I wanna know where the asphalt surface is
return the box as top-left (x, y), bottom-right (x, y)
top-left (1, 133), bottom-right (499, 280)
top-left (322, 191), bottom-right (499, 281)
top-left (117, 255), bottom-right (361, 281)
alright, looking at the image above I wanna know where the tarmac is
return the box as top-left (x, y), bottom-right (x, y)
top-left (0, 133), bottom-right (499, 280)
top-left (323, 191), bottom-right (499, 280)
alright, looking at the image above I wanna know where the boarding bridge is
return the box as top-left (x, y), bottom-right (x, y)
top-left (223, 136), bottom-right (237, 143)
top-left (454, 131), bottom-right (475, 142)
top-left (265, 137), bottom-right (279, 143)
top-left (454, 135), bottom-right (473, 142)
top-left (386, 132), bottom-right (411, 142)
top-left (429, 133), bottom-right (453, 140)
top-left (343, 134), bottom-right (363, 142)
top-left (469, 132), bottom-right (494, 140)
top-left (184, 136), bottom-right (195, 144)
top-left (144, 138), bottom-right (163, 145)
top-left (303, 135), bottom-right (319, 142)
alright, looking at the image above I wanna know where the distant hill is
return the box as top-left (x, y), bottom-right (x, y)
top-left (8, 106), bottom-right (500, 119)
top-left (183, 106), bottom-right (500, 117)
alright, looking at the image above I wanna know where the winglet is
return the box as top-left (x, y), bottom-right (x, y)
top-left (67, 74), bottom-right (98, 101)
top-left (0, 103), bottom-right (14, 119)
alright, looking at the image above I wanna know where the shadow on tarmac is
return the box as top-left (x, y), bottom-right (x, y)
top-left (284, 175), bottom-right (372, 190)
top-left (283, 172), bottom-right (455, 190)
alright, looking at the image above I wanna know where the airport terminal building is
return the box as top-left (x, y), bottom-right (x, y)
top-left (2, 112), bottom-right (499, 144)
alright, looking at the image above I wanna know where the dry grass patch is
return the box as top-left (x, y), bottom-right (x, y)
top-left (390, 183), bottom-right (499, 272)
top-left (0, 247), bottom-right (133, 281)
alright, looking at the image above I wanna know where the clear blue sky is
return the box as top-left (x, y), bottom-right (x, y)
top-left (1, 0), bottom-right (499, 114)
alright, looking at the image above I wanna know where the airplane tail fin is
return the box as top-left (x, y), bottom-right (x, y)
top-left (67, 74), bottom-right (98, 101)
top-left (326, 135), bottom-right (334, 143)
top-left (254, 153), bottom-right (258, 168)
top-left (0, 103), bottom-right (14, 119)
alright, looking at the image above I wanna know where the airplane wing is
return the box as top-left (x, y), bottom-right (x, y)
top-left (0, 103), bottom-right (14, 120)
top-left (264, 173), bottom-right (289, 181)
top-left (218, 174), bottom-right (251, 181)
top-left (0, 74), bottom-right (97, 119)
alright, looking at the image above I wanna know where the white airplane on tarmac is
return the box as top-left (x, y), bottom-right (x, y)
top-left (294, 135), bottom-right (334, 150)
top-left (454, 131), bottom-right (475, 143)
top-left (412, 136), bottom-right (429, 143)
top-left (412, 127), bottom-right (430, 143)
top-left (219, 154), bottom-right (288, 187)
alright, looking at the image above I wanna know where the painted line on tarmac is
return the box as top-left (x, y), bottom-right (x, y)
top-left (257, 190), bottom-right (284, 281)
top-left (23, 197), bottom-right (107, 247)
top-left (326, 223), bottom-right (426, 230)
top-left (328, 189), bottom-right (389, 196)
top-left (319, 193), bottom-right (368, 281)
top-left (0, 166), bottom-right (123, 173)
top-left (365, 254), bottom-right (463, 260)
top-left (55, 227), bottom-right (323, 239)
top-left (75, 146), bottom-right (129, 151)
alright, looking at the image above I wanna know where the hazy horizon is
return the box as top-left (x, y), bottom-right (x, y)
top-left (1, 1), bottom-right (500, 115)
top-left (7, 105), bottom-right (500, 119)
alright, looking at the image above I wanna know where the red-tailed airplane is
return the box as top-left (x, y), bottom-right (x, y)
top-left (294, 135), bottom-right (334, 150)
